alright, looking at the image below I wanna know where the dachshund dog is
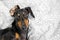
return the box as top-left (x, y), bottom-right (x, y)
top-left (0, 5), bottom-right (35, 40)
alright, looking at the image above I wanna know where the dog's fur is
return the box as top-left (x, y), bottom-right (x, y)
top-left (0, 5), bottom-right (35, 40)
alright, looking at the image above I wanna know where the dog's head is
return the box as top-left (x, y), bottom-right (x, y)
top-left (9, 5), bottom-right (35, 31)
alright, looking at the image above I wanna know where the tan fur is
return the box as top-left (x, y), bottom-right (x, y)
top-left (17, 21), bottom-right (22, 28)
top-left (9, 5), bottom-right (20, 16)
top-left (15, 32), bottom-right (20, 40)
top-left (24, 19), bottom-right (29, 27)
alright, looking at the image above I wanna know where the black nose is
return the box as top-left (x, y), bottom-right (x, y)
top-left (22, 26), bottom-right (26, 30)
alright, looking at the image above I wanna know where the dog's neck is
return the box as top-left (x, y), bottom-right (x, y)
top-left (12, 20), bottom-right (21, 34)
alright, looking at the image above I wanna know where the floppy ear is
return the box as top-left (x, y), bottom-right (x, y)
top-left (25, 7), bottom-right (35, 18)
top-left (9, 5), bottom-right (20, 17)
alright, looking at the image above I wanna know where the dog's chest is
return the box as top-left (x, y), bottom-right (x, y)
top-left (15, 32), bottom-right (27, 40)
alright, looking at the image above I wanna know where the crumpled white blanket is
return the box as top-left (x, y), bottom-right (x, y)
top-left (0, 0), bottom-right (60, 40)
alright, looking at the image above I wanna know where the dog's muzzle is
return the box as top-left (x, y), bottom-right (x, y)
top-left (22, 25), bottom-right (28, 31)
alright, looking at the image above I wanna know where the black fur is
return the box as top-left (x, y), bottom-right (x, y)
top-left (0, 6), bottom-right (35, 40)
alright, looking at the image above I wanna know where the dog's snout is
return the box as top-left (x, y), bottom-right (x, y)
top-left (22, 26), bottom-right (26, 30)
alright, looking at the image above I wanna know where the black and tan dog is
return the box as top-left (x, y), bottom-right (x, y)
top-left (0, 5), bottom-right (35, 40)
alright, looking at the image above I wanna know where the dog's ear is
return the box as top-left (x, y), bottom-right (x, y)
top-left (9, 5), bottom-right (20, 17)
top-left (25, 7), bottom-right (35, 18)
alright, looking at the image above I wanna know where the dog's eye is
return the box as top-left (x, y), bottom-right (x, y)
top-left (23, 12), bottom-right (25, 14)
top-left (18, 14), bottom-right (20, 16)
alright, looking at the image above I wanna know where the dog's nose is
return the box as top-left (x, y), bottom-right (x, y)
top-left (22, 26), bottom-right (26, 30)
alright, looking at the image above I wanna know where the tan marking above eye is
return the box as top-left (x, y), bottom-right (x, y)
top-left (17, 21), bottom-right (22, 28)
top-left (24, 19), bottom-right (29, 27)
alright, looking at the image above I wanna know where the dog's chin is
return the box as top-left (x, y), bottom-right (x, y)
top-left (21, 33), bottom-right (26, 40)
